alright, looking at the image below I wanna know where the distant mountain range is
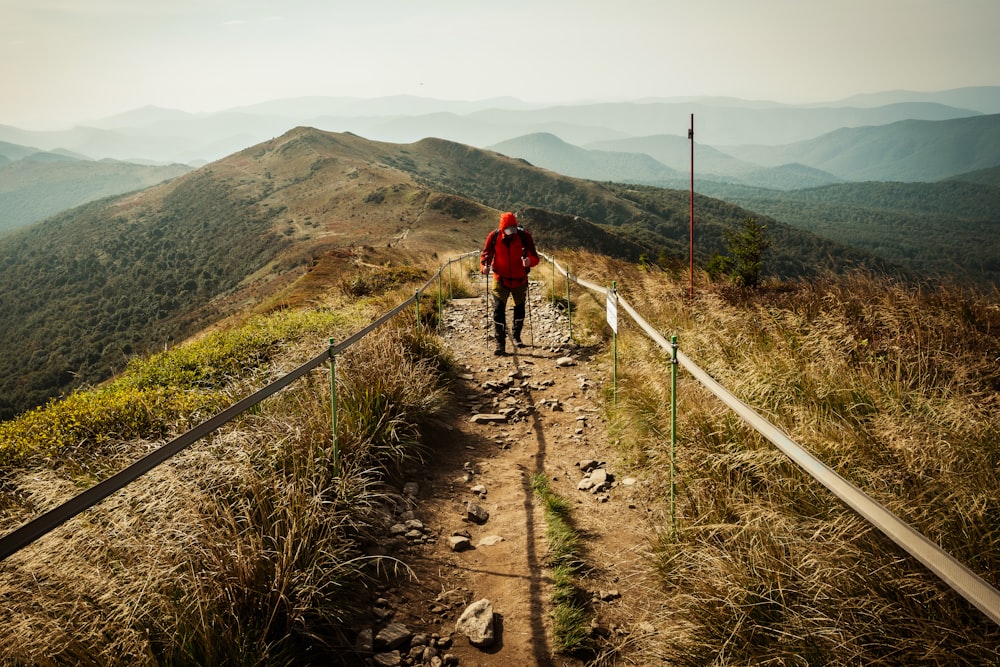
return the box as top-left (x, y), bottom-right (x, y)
top-left (0, 142), bottom-right (190, 234)
top-left (1, 87), bottom-right (997, 166)
top-left (491, 113), bottom-right (1000, 187)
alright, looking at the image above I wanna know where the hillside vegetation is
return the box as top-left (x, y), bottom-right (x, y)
top-left (1, 246), bottom-right (998, 664)
top-left (578, 256), bottom-right (1000, 664)
top-left (721, 178), bottom-right (1000, 287)
top-left (0, 262), bottom-right (454, 663)
top-left (0, 128), bottom-right (881, 420)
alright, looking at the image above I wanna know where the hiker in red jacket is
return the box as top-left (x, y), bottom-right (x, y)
top-left (480, 211), bottom-right (540, 355)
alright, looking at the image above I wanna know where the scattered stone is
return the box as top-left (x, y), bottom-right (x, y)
top-left (355, 628), bottom-right (373, 653)
top-left (403, 482), bottom-right (420, 497)
top-left (373, 651), bottom-right (401, 667)
top-left (598, 589), bottom-right (621, 601)
top-left (477, 535), bottom-right (504, 547)
top-left (448, 535), bottom-right (473, 552)
top-left (465, 502), bottom-right (489, 524)
top-left (556, 356), bottom-right (577, 367)
top-left (470, 484), bottom-right (487, 497)
top-left (470, 413), bottom-right (506, 424)
top-left (375, 622), bottom-right (412, 651)
top-left (589, 468), bottom-right (609, 490)
top-left (622, 477), bottom-right (638, 486)
top-left (456, 599), bottom-right (496, 648)
top-left (577, 459), bottom-right (600, 472)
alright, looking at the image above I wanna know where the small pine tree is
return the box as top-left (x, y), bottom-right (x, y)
top-left (710, 217), bottom-right (771, 288)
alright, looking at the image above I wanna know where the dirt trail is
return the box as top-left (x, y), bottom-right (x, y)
top-left (370, 278), bottom-right (666, 665)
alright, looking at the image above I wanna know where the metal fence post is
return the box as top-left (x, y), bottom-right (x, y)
top-left (567, 265), bottom-right (572, 341)
top-left (329, 338), bottom-right (340, 476)
top-left (670, 334), bottom-right (678, 540)
top-left (551, 256), bottom-right (556, 307)
top-left (414, 289), bottom-right (420, 337)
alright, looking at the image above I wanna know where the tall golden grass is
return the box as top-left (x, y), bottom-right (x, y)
top-left (0, 270), bottom-right (453, 665)
top-left (554, 249), bottom-right (1000, 665)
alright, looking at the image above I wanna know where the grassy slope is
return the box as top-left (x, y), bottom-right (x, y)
top-left (0, 261), bottom-right (454, 664)
top-left (563, 253), bottom-right (1000, 664)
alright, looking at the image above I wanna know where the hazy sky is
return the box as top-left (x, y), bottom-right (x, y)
top-left (2, 0), bottom-right (998, 129)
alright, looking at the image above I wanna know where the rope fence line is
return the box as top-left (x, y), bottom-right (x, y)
top-left (2, 247), bottom-right (998, 630)
top-left (0, 252), bottom-right (478, 563)
top-left (542, 252), bottom-right (1000, 627)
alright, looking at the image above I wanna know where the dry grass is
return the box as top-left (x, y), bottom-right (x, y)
top-left (0, 268), bottom-right (453, 665)
top-left (559, 254), bottom-right (1000, 665)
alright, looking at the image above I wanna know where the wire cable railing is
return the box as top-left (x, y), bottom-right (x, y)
top-left (543, 252), bottom-right (1000, 627)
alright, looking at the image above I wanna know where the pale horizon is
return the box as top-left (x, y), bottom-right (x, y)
top-left (3, 0), bottom-right (999, 130)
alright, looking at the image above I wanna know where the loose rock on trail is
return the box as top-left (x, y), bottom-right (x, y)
top-left (354, 278), bottom-right (666, 666)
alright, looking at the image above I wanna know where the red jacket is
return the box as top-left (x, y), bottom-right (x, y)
top-left (481, 220), bottom-right (540, 289)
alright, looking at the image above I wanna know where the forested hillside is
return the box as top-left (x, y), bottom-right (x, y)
top-left (721, 178), bottom-right (1000, 286)
top-left (0, 150), bottom-right (191, 234)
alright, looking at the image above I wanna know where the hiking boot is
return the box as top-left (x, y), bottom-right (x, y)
top-left (513, 319), bottom-right (525, 347)
top-left (494, 322), bottom-right (506, 355)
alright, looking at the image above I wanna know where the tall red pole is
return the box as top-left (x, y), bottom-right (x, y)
top-left (688, 113), bottom-right (694, 303)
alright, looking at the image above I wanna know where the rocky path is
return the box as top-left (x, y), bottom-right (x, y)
top-left (357, 279), bottom-right (665, 666)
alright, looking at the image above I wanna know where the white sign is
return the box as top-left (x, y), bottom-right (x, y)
top-left (606, 288), bottom-right (618, 334)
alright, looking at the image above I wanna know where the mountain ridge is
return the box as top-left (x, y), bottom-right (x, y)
top-left (0, 127), bottom-right (885, 419)
top-left (2, 88), bottom-right (994, 165)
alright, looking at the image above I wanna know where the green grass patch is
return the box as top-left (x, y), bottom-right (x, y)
top-left (531, 472), bottom-right (594, 657)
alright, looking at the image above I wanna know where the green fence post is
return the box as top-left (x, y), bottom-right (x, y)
top-left (567, 265), bottom-right (572, 341)
top-left (670, 334), bottom-right (678, 540)
top-left (612, 281), bottom-right (618, 408)
top-left (449, 260), bottom-right (453, 300)
top-left (551, 256), bottom-right (556, 307)
top-left (437, 270), bottom-right (443, 327)
top-left (329, 338), bottom-right (339, 476)
top-left (414, 289), bottom-right (421, 337)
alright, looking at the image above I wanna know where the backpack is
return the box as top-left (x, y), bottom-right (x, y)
top-left (485, 227), bottom-right (532, 274)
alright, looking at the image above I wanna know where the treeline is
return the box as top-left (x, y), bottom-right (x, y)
top-left (0, 172), bottom-right (290, 420)
top-left (725, 179), bottom-right (1000, 287)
